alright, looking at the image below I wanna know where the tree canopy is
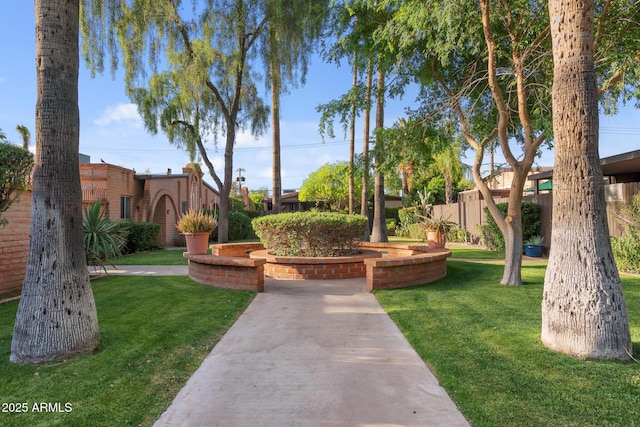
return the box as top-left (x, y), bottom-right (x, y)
top-left (299, 160), bottom-right (370, 211)
top-left (369, 0), bottom-right (640, 284)
top-left (0, 141), bottom-right (33, 229)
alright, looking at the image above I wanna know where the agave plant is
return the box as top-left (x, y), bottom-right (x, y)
top-left (83, 201), bottom-right (127, 273)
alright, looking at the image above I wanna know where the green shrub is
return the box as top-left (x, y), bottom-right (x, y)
top-left (386, 218), bottom-right (397, 236)
top-left (611, 194), bottom-right (640, 273)
top-left (480, 201), bottom-right (541, 251)
top-left (209, 210), bottom-right (255, 241)
top-left (408, 223), bottom-right (426, 240)
top-left (398, 206), bottom-right (420, 227)
top-left (243, 210), bottom-right (262, 219)
top-left (447, 226), bottom-right (470, 243)
top-left (385, 207), bottom-right (400, 225)
top-left (116, 221), bottom-right (161, 253)
top-left (252, 212), bottom-right (368, 256)
top-left (611, 236), bottom-right (640, 274)
top-left (397, 206), bottom-right (422, 237)
top-left (0, 142), bottom-right (34, 229)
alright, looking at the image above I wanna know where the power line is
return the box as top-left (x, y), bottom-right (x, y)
top-left (82, 139), bottom-right (351, 153)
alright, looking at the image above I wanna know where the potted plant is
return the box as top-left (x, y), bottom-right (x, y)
top-left (176, 210), bottom-right (218, 254)
top-left (422, 213), bottom-right (457, 248)
top-left (524, 235), bottom-right (545, 257)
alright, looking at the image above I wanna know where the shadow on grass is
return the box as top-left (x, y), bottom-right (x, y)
top-left (375, 259), bottom-right (640, 427)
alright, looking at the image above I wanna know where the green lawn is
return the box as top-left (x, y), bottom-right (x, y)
top-left (0, 276), bottom-right (253, 427)
top-left (376, 260), bottom-right (640, 427)
top-left (447, 245), bottom-right (505, 260)
top-left (114, 249), bottom-right (188, 265)
top-left (389, 236), bottom-right (506, 259)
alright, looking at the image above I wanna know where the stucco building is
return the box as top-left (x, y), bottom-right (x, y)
top-left (80, 162), bottom-right (219, 247)
top-left (0, 160), bottom-right (219, 295)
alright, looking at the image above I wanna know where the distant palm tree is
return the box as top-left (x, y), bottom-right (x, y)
top-left (16, 125), bottom-right (30, 150)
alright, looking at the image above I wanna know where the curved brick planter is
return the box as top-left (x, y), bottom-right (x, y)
top-left (184, 253), bottom-right (266, 292)
top-left (356, 242), bottom-right (451, 291)
top-left (249, 249), bottom-right (382, 280)
top-left (186, 242), bottom-right (451, 292)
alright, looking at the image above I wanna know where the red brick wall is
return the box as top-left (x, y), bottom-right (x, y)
top-left (0, 190), bottom-right (31, 295)
top-left (364, 253), bottom-right (449, 291)
top-left (185, 254), bottom-right (265, 292)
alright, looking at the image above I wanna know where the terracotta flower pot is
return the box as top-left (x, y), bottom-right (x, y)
top-left (183, 232), bottom-right (210, 254)
top-left (426, 230), bottom-right (446, 248)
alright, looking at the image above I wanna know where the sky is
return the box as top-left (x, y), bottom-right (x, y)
top-left (1, 3), bottom-right (639, 195)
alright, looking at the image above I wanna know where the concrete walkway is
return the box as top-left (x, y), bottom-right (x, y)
top-left (153, 277), bottom-right (470, 427)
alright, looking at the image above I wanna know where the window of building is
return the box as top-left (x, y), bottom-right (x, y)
top-left (120, 196), bottom-right (131, 220)
top-left (181, 201), bottom-right (188, 214)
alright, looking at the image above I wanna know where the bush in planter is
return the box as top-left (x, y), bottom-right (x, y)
top-left (422, 213), bottom-right (457, 248)
top-left (252, 212), bottom-right (368, 257)
top-left (176, 210), bottom-right (218, 234)
top-left (523, 235), bottom-right (545, 257)
top-left (177, 210), bottom-right (217, 254)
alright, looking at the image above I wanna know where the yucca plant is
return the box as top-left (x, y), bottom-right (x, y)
top-left (83, 201), bottom-right (127, 272)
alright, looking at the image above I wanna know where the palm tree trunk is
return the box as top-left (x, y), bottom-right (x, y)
top-left (371, 68), bottom-right (387, 243)
top-left (348, 53), bottom-right (357, 215)
top-left (12, 0), bottom-right (99, 364)
top-left (542, 0), bottom-right (631, 359)
top-left (271, 59), bottom-right (282, 214)
top-left (360, 59), bottom-right (373, 239)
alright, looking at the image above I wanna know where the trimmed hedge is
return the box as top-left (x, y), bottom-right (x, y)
top-left (480, 201), bottom-right (541, 251)
top-left (115, 221), bottom-right (161, 253)
top-left (208, 210), bottom-right (257, 241)
top-left (252, 212), bottom-right (368, 257)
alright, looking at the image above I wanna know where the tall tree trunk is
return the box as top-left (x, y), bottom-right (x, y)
top-left (270, 58), bottom-right (282, 214)
top-left (371, 69), bottom-right (387, 243)
top-left (444, 169), bottom-right (453, 205)
top-left (360, 59), bottom-right (373, 240)
top-left (348, 53), bottom-right (357, 215)
top-left (12, 0), bottom-right (100, 364)
top-left (542, 0), bottom-right (631, 359)
top-left (500, 170), bottom-right (526, 285)
top-left (217, 126), bottom-right (236, 243)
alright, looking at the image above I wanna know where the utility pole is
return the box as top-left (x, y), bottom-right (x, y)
top-left (236, 168), bottom-right (245, 192)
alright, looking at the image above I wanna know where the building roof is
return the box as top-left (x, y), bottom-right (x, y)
top-left (528, 149), bottom-right (640, 181)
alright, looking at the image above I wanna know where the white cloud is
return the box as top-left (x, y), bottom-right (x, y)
top-left (235, 129), bottom-right (270, 148)
top-left (94, 103), bottom-right (143, 128)
top-left (257, 167), bottom-right (274, 180)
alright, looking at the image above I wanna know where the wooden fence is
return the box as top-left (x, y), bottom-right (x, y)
top-left (432, 182), bottom-right (639, 248)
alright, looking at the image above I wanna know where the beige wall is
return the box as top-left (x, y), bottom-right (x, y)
top-left (79, 163), bottom-right (219, 246)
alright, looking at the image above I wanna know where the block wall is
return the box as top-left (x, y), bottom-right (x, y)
top-left (0, 190), bottom-right (31, 295)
